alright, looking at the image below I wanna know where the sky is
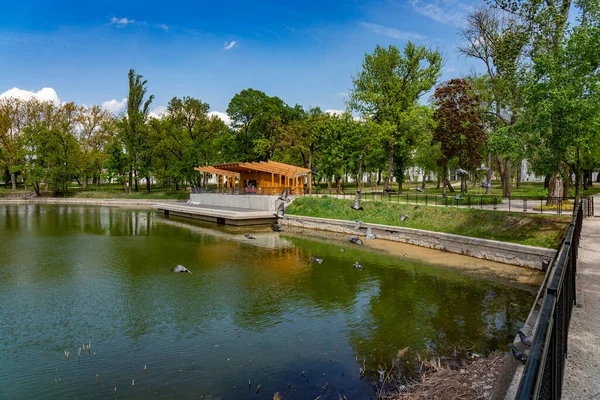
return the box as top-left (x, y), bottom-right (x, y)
top-left (0, 0), bottom-right (484, 121)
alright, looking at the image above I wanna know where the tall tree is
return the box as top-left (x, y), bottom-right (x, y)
top-left (349, 43), bottom-right (442, 190)
top-left (123, 68), bottom-right (154, 192)
top-left (433, 79), bottom-right (487, 194)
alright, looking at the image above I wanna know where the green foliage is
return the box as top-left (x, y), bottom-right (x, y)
top-left (286, 196), bottom-right (569, 248)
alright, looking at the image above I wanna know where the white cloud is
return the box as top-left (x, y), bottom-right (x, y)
top-left (360, 22), bottom-right (426, 41)
top-left (110, 17), bottom-right (135, 28)
top-left (325, 109), bottom-right (346, 116)
top-left (410, 0), bottom-right (472, 25)
top-left (224, 41), bottom-right (237, 50)
top-left (149, 106), bottom-right (167, 119)
top-left (0, 87), bottom-right (60, 104)
top-left (208, 111), bottom-right (232, 125)
top-left (101, 97), bottom-right (127, 113)
top-left (159, 24), bottom-right (169, 32)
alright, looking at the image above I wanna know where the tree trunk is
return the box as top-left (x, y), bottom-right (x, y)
top-left (422, 173), bottom-right (426, 190)
top-left (503, 159), bottom-right (511, 197)
top-left (11, 172), bottom-right (17, 190)
top-left (128, 171), bottom-right (133, 194)
top-left (546, 172), bottom-right (563, 205)
top-left (377, 169), bottom-right (382, 186)
top-left (436, 174), bottom-right (441, 190)
top-left (442, 166), bottom-right (447, 196)
top-left (562, 173), bottom-right (570, 200)
top-left (384, 140), bottom-right (393, 190)
top-left (516, 164), bottom-right (521, 189)
top-left (544, 175), bottom-right (550, 189)
top-left (146, 176), bottom-right (151, 194)
top-left (134, 169), bottom-right (139, 192)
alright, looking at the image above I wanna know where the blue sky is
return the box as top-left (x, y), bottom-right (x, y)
top-left (0, 0), bottom-right (482, 119)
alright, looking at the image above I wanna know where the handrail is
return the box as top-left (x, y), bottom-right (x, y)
top-left (515, 201), bottom-right (584, 399)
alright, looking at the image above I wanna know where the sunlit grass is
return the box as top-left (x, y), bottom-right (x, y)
top-left (286, 196), bottom-right (570, 249)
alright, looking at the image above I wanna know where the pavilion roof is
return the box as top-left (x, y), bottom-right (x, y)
top-left (199, 161), bottom-right (311, 177)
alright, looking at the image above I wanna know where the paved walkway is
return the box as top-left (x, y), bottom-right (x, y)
top-left (563, 194), bottom-right (600, 399)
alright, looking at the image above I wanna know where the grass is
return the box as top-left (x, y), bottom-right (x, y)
top-left (286, 196), bottom-right (570, 249)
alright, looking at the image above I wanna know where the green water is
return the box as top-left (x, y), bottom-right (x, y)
top-left (0, 205), bottom-right (535, 399)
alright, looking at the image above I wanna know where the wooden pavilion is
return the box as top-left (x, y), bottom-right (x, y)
top-left (195, 161), bottom-right (312, 195)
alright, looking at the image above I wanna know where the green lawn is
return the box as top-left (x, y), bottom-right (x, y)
top-left (286, 196), bottom-right (570, 249)
top-left (314, 181), bottom-right (600, 198)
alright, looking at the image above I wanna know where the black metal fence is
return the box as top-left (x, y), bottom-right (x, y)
top-left (515, 199), bottom-right (589, 399)
top-left (302, 188), bottom-right (578, 215)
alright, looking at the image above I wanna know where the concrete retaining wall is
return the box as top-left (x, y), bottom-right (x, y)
top-left (189, 194), bottom-right (278, 211)
top-left (283, 215), bottom-right (556, 270)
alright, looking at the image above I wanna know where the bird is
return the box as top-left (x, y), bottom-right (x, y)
top-left (383, 187), bottom-right (397, 193)
top-left (476, 164), bottom-right (488, 171)
top-left (349, 236), bottom-right (364, 245)
top-left (275, 203), bottom-right (285, 219)
top-left (378, 369), bottom-right (385, 383)
top-left (171, 265), bottom-right (192, 274)
top-left (354, 220), bottom-right (364, 230)
top-left (278, 188), bottom-right (291, 203)
top-left (481, 180), bottom-right (492, 188)
top-left (350, 191), bottom-right (364, 211)
top-left (415, 186), bottom-right (424, 193)
top-left (365, 227), bottom-right (376, 240)
top-left (354, 261), bottom-right (364, 270)
top-left (454, 194), bottom-right (462, 201)
top-left (309, 256), bottom-right (324, 265)
top-left (244, 234), bottom-right (256, 240)
top-left (256, 384), bottom-right (261, 394)
top-left (400, 214), bottom-right (409, 222)
top-left (456, 168), bottom-right (469, 175)
top-left (271, 223), bottom-right (284, 232)
top-left (517, 330), bottom-right (533, 346)
top-left (508, 343), bottom-right (528, 363)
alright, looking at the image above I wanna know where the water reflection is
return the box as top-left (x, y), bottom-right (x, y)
top-left (0, 205), bottom-right (535, 399)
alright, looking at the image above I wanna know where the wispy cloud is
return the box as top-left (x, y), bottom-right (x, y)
top-left (224, 41), bottom-right (237, 50)
top-left (159, 24), bottom-right (169, 32)
top-left (360, 22), bottom-right (426, 41)
top-left (110, 17), bottom-right (135, 28)
top-left (410, 0), bottom-right (472, 25)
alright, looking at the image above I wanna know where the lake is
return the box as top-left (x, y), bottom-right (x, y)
top-left (0, 204), bottom-right (536, 399)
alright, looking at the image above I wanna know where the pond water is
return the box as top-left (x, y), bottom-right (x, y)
top-left (0, 205), bottom-right (536, 399)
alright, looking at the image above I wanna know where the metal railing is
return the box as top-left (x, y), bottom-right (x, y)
top-left (515, 199), bottom-right (589, 399)
top-left (301, 188), bottom-right (579, 215)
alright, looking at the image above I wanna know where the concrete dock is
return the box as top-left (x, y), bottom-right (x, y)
top-left (154, 202), bottom-right (278, 226)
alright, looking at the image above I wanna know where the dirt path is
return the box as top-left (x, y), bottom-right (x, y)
top-left (563, 196), bottom-right (600, 399)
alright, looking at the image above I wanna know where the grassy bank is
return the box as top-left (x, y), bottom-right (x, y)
top-left (286, 197), bottom-right (570, 249)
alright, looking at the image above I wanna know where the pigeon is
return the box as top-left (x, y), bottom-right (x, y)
top-left (244, 234), bottom-right (256, 240)
top-left (365, 227), bottom-right (376, 240)
top-left (476, 164), bottom-right (489, 171)
top-left (171, 265), bottom-right (192, 274)
top-left (271, 223), bottom-right (284, 232)
top-left (350, 191), bottom-right (364, 211)
top-left (400, 214), bottom-right (409, 222)
top-left (383, 188), bottom-right (397, 193)
top-left (275, 203), bottom-right (285, 219)
top-left (517, 330), bottom-right (533, 347)
top-left (454, 194), bottom-right (462, 201)
top-left (353, 261), bottom-right (364, 270)
top-left (354, 220), bottom-right (364, 230)
top-left (309, 256), bottom-right (324, 265)
top-left (481, 180), bottom-right (492, 188)
top-left (349, 236), bottom-right (364, 245)
top-left (278, 188), bottom-right (290, 203)
top-left (456, 168), bottom-right (469, 176)
top-left (415, 186), bottom-right (424, 193)
top-left (508, 343), bottom-right (528, 363)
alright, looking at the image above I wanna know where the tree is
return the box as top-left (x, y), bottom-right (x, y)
top-left (123, 68), bottom-right (154, 192)
top-left (226, 88), bottom-right (269, 161)
top-left (349, 43), bottom-right (442, 190)
top-left (433, 79), bottom-right (487, 194)
top-left (0, 97), bottom-right (26, 190)
top-left (458, 6), bottom-right (528, 197)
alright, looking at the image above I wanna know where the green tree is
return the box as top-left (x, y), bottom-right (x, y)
top-left (123, 68), bottom-right (154, 192)
top-left (349, 42), bottom-right (442, 190)
top-left (433, 79), bottom-right (486, 194)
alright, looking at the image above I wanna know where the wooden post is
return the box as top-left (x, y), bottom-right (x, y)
top-left (308, 172), bottom-right (312, 194)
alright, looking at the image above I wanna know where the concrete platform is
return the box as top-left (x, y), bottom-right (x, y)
top-left (153, 202), bottom-right (277, 226)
